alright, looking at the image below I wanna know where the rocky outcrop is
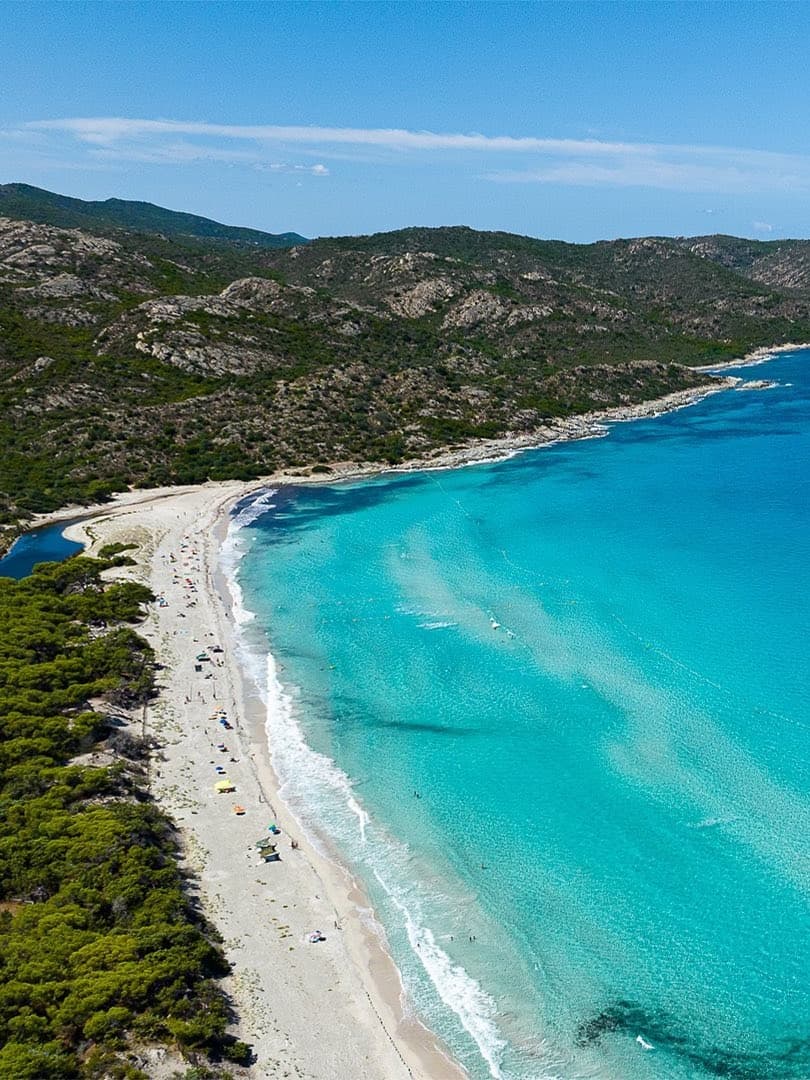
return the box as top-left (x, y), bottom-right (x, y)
top-left (17, 272), bottom-right (116, 301)
top-left (219, 275), bottom-right (285, 307)
top-left (0, 217), bottom-right (151, 286)
top-left (748, 252), bottom-right (810, 291)
top-left (136, 335), bottom-right (272, 376)
top-left (505, 303), bottom-right (554, 328)
top-left (386, 277), bottom-right (457, 318)
top-left (442, 289), bottom-right (511, 329)
top-left (94, 275), bottom-right (371, 376)
top-left (99, 288), bottom-right (275, 375)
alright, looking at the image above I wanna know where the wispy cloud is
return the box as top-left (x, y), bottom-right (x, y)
top-left (86, 137), bottom-right (330, 175)
top-left (15, 116), bottom-right (810, 194)
top-left (262, 162), bottom-right (329, 176)
top-left (26, 116), bottom-right (655, 156)
top-left (752, 220), bottom-right (775, 233)
top-left (85, 138), bottom-right (322, 168)
top-left (483, 157), bottom-right (806, 194)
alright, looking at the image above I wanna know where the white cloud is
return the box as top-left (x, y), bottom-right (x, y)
top-left (255, 162), bottom-right (329, 176)
top-left (87, 140), bottom-right (260, 166)
top-left (25, 116), bottom-right (652, 156)
top-left (14, 116), bottom-right (810, 194)
top-left (18, 128), bottom-right (331, 176)
top-left (752, 220), bottom-right (775, 233)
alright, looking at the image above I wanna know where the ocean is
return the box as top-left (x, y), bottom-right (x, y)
top-left (225, 350), bottom-right (810, 1080)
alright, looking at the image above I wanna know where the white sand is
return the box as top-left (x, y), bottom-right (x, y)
top-left (64, 483), bottom-right (466, 1080)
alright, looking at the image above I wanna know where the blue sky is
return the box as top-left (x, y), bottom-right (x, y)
top-left (3, 2), bottom-right (810, 241)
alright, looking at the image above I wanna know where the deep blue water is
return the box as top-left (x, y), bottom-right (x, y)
top-left (0, 521), bottom-right (83, 579)
top-left (229, 351), bottom-right (810, 1080)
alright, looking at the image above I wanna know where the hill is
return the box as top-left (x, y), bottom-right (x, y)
top-left (2, 192), bottom-right (810, 544)
top-left (0, 183), bottom-right (306, 249)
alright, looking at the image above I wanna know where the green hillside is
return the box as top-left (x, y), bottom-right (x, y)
top-left (0, 183), bottom-right (306, 249)
top-left (3, 188), bottom-right (810, 546)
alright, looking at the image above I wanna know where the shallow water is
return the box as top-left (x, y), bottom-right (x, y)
top-left (231, 352), bottom-right (810, 1080)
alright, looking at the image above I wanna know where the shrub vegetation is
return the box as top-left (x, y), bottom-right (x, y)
top-left (0, 556), bottom-right (247, 1078)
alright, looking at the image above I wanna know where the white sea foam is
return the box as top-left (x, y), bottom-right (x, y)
top-left (259, 648), bottom-right (510, 1076)
top-left (396, 603), bottom-right (457, 631)
top-left (219, 493), bottom-right (510, 1080)
top-left (688, 816), bottom-right (733, 830)
top-left (383, 884), bottom-right (508, 1080)
top-left (219, 489), bottom-right (278, 626)
top-left (263, 651), bottom-right (371, 844)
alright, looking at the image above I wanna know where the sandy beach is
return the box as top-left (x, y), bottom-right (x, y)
top-left (695, 340), bottom-right (810, 372)
top-left (41, 365), bottom-right (768, 1078)
top-left (64, 484), bottom-right (466, 1080)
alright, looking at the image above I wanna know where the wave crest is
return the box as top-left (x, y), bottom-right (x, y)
top-left (219, 493), bottom-right (509, 1079)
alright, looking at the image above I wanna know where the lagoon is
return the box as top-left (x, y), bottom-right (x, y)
top-left (0, 521), bottom-right (83, 579)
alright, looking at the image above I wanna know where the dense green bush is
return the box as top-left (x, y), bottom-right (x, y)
top-left (0, 557), bottom-right (246, 1078)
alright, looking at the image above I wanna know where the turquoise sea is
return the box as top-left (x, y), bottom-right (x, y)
top-left (226, 350), bottom-right (810, 1080)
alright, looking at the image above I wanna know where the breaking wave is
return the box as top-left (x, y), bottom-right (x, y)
top-left (220, 491), bottom-right (509, 1079)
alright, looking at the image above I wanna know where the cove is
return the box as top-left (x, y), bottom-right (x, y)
top-left (228, 350), bottom-right (810, 1080)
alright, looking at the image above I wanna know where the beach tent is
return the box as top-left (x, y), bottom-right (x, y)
top-left (215, 779), bottom-right (236, 793)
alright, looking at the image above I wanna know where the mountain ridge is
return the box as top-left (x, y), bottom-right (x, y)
top-left (3, 184), bottom-right (810, 547)
top-left (0, 182), bottom-right (307, 249)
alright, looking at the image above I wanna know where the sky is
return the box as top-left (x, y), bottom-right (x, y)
top-left (2, 1), bottom-right (810, 242)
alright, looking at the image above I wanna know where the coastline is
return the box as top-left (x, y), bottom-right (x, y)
top-left (39, 374), bottom-right (742, 539)
top-left (37, 350), bottom-right (795, 1078)
top-left (695, 340), bottom-right (810, 372)
top-left (64, 484), bottom-right (466, 1080)
top-left (18, 341), bottom-right (800, 549)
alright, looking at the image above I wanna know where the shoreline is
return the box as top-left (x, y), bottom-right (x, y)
top-left (31, 373), bottom-right (742, 540)
top-left (64, 485), bottom-right (466, 1080)
top-left (695, 339), bottom-right (810, 372)
top-left (30, 344), bottom-right (799, 1078)
top-left (16, 338), bottom-right (805, 549)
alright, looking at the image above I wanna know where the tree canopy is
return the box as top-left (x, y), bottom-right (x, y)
top-left (0, 555), bottom-right (248, 1078)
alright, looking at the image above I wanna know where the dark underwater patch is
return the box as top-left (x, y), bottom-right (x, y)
top-left (239, 474), bottom-right (429, 541)
top-left (576, 1000), bottom-right (810, 1079)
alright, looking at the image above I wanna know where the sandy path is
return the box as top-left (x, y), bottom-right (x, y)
top-left (65, 483), bottom-right (465, 1080)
